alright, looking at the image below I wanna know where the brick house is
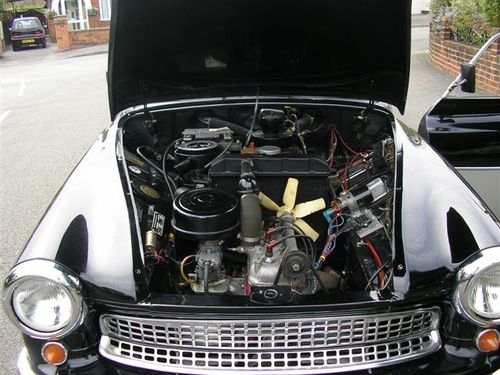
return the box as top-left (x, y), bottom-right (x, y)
top-left (49, 0), bottom-right (110, 30)
top-left (48, 0), bottom-right (110, 50)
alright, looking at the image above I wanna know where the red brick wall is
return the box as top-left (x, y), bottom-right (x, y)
top-left (69, 28), bottom-right (109, 47)
top-left (429, 19), bottom-right (500, 95)
top-left (47, 18), bottom-right (57, 43)
top-left (53, 16), bottom-right (71, 51)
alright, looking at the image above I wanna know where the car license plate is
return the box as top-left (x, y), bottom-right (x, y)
top-left (22, 39), bottom-right (35, 43)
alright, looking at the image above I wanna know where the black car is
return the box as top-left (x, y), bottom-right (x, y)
top-left (10, 17), bottom-right (46, 51)
top-left (3, 1), bottom-right (500, 374)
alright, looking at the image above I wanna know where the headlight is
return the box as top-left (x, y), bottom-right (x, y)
top-left (454, 246), bottom-right (500, 327)
top-left (3, 260), bottom-right (86, 339)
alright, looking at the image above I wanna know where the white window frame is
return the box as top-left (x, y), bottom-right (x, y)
top-left (99, 0), bottom-right (111, 21)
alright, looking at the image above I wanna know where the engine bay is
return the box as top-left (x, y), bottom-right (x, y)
top-left (122, 101), bottom-right (395, 304)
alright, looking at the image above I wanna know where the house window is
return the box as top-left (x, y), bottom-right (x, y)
top-left (99, 0), bottom-right (111, 20)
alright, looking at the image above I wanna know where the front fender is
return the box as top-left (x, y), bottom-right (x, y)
top-left (15, 116), bottom-right (145, 301)
top-left (393, 121), bottom-right (500, 296)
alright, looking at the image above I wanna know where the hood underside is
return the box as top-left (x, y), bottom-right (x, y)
top-left (108, 0), bottom-right (411, 119)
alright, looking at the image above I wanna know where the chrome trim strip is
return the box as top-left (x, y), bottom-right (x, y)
top-left (99, 308), bottom-right (441, 374)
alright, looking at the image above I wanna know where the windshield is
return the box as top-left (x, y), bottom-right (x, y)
top-left (12, 19), bottom-right (42, 32)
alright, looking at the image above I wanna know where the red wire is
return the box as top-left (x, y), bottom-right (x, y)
top-left (364, 239), bottom-right (385, 289)
top-left (343, 163), bottom-right (349, 190)
top-left (334, 129), bottom-right (362, 155)
top-left (328, 129), bottom-right (336, 168)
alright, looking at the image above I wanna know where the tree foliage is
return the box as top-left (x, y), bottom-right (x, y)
top-left (478, 0), bottom-right (500, 27)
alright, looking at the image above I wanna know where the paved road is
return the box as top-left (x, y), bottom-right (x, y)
top-left (0, 18), bottom-right (456, 373)
top-left (1, 44), bottom-right (109, 373)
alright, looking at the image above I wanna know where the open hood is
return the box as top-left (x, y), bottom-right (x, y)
top-left (108, 0), bottom-right (411, 119)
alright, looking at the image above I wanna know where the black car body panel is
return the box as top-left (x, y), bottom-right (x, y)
top-left (17, 118), bottom-right (145, 301)
top-left (108, 0), bottom-right (411, 118)
top-left (419, 97), bottom-right (500, 168)
top-left (14, 99), bottom-right (500, 303)
top-left (417, 33), bottom-right (500, 220)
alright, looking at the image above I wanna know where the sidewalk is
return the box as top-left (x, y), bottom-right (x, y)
top-left (412, 13), bottom-right (431, 28)
top-left (61, 43), bottom-right (108, 59)
top-left (0, 40), bottom-right (108, 66)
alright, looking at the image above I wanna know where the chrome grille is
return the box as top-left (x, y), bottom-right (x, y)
top-left (99, 308), bottom-right (441, 374)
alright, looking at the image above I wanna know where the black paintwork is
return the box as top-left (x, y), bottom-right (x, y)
top-left (14, 98), bottom-right (500, 304)
top-left (107, 0), bottom-right (411, 118)
top-left (17, 114), bottom-right (146, 301)
top-left (419, 97), bottom-right (500, 167)
top-left (9, 97), bottom-right (500, 374)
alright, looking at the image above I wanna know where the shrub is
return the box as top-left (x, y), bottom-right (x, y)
top-left (430, 0), bottom-right (452, 17)
top-left (478, 0), bottom-right (500, 27)
top-left (450, 0), bottom-right (490, 46)
top-left (430, 0), bottom-right (452, 34)
top-left (87, 7), bottom-right (98, 17)
top-left (47, 10), bottom-right (58, 19)
top-left (431, 0), bottom-right (495, 46)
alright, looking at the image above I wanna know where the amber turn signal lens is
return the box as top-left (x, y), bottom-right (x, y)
top-left (476, 329), bottom-right (500, 353)
top-left (41, 342), bottom-right (68, 365)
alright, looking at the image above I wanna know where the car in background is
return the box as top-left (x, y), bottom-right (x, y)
top-left (10, 17), bottom-right (46, 51)
top-left (419, 33), bottom-right (500, 219)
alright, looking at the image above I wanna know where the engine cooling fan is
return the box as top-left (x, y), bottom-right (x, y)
top-left (259, 178), bottom-right (326, 241)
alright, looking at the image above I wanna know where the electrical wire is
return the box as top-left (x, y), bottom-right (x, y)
top-left (203, 140), bottom-right (234, 169)
top-left (136, 145), bottom-right (176, 199)
top-left (162, 140), bottom-right (182, 199)
top-left (364, 239), bottom-right (385, 289)
top-left (245, 87), bottom-right (260, 147)
top-left (269, 234), bottom-right (315, 253)
top-left (327, 128), bottom-right (337, 168)
top-left (365, 259), bottom-right (392, 291)
top-left (136, 146), bottom-right (164, 175)
top-left (334, 128), bottom-right (362, 155)
top-left (180, 254), bottom-right (196, 285)
top-left (164, 137), bottom-right (182, 157)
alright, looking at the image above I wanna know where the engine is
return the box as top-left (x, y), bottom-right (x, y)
top-left (124, 104), bottom-right (395, 304)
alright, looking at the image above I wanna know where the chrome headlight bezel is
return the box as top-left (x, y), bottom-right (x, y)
top-left (454, 246), bottom-right (500, 327)
top-left (2, 259), bottom-right (86, 339)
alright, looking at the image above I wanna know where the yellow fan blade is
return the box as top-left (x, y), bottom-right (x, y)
top-left (282, 178), bottom-right (298, 212)
top-left (292, 198), bottom-right (326, 219)
top-left (294, 218), bottom-right (320, 242)
top-left (259, 192), bottom-right (281, 212)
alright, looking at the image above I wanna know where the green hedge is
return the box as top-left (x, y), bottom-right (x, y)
top-left (430, 0), bottom-right (498, 46)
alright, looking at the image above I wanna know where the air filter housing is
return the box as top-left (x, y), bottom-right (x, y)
top-left (172, 188), bottom-right (239, 240)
